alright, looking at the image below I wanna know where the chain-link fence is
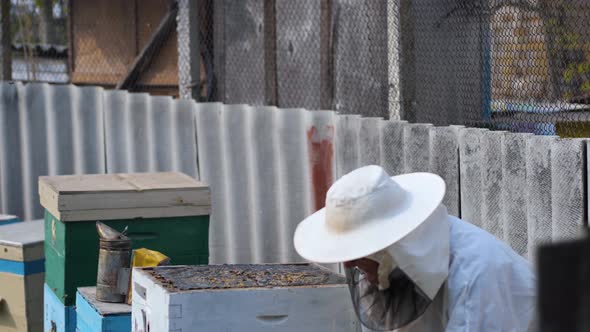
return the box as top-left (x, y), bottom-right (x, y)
top-left (182, 0), bottom-right (590, 137)
top-left (8, 0), bottom-right (180, 96)
top-left (8, 0), bottom-right (590, 137)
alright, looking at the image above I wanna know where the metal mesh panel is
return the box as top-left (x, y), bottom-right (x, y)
top-left (178, 0), bottom-right (590, 137)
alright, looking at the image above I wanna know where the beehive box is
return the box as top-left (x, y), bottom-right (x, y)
top-left (44, 284), bottom-right (76, 332)
top-left (76, 287), bottom-right (131, 332)
top-left (39, 172), bottom-right (211, 306)
top-left (0, 219), bottom-right (44, 332)
top-left (131, 264), bottom-right (361, 332)
top-left (0, 214), bottom-right (20, 225)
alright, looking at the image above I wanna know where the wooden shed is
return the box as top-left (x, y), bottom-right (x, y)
top-left (68, 0), bottom-right (203, 97)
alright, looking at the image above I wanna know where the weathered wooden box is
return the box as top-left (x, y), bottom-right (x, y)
top-left (44, 284), bottom-right (76, 332)
top-left (0, 219), bottom-right (44, 332)
top-left (76, 287), bottom-right (131, 332)
top-left (39, 172), bottom-right (211, 305)
top-left (131, 264), bottom-right (361, 332)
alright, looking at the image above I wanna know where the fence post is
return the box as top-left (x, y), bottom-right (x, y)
top-left (0, 0), bottom-right (10, 81)
top-left (177, 0), bottom-right (200, 100)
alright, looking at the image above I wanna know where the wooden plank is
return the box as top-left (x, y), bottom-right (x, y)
top-left (276, 0), bottom-right (321, 109)
top-left (40, 172), bottom-right (206, 193)
top-left (412, 0), bottom-right (485, 125)
top-left (223, 0), bottom-right (266, 104)
top-left (38, 173), bottom-right (210, 214)
top-left (333, 0), bottom-right (388, 118)
top-left (117, 1), bottom-right (178, 90)
top-left (70, 0), bottom-right (136, 85)
top-left (136, 0), bottom-right (179, 87)
top-left (41, 204), bottom-right (211, 222)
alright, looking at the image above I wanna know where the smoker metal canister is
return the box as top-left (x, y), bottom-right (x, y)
top-left (96, 222), bottom-right (131, 303)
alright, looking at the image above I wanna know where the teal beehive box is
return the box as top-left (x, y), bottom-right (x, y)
top-left (39, 172), bottom-right (210, 306)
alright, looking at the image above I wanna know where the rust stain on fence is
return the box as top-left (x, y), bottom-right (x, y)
top-left (307, 125), bottom-right (334, 212)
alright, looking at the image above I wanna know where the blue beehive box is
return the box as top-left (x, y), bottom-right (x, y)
top-left (76, 287), bottom-right (131, 332)
top-left (44, 284), bottom-right (76, 332)
top-left (0, 214), bottom-right (20, 225)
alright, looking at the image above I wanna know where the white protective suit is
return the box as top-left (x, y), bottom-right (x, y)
top-left (350, 205), bottom-right (536, 332)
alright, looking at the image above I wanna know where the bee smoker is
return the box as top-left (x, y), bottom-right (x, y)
top-left (96, 222), bottom-right (131, 303)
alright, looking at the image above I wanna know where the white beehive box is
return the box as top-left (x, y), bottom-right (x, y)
top-left (132, 264), bottom-right (361, 332)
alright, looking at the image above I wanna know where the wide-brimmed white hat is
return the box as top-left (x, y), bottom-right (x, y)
top-left (293, 165), bottom-right (446, 263)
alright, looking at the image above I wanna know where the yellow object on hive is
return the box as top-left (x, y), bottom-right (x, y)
top-left (132, 248), bottom-right (170, 267)
top-left (126, 248), bottom-right (170, 304)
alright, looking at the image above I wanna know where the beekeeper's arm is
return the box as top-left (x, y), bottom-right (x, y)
top-left (445, 253), bottom-right (535, 331)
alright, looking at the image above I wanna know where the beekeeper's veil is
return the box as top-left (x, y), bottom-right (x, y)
top-left (293, 165), bottom-right (450, 331)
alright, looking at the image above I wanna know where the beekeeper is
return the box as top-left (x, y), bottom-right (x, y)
top-left (293, 165), bottom-right (536, 331)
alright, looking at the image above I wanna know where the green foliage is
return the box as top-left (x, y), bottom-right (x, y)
top-left (546, 2), bottom-right (590, 101)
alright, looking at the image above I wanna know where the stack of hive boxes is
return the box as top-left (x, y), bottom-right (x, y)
top-left (38, 172), bottom-right (211, 332)
top-left (0, 219), bottom-right (45, 332)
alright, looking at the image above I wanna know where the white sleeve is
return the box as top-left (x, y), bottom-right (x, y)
top-left (445, 260), bottom-right (535, 332)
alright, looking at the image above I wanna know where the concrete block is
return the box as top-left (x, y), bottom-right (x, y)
top-left (359, 118), bottom-right (382, 166)
top-left (403, 123), bottom-right (432, 173)
top-left (429, 126), bottom-right (460, 216)
top-left (551, 139), bottom-right (587, 241)
top-left (481, 131), bottom-right (506, 240)
top-left (335, 114), bottom-right (361, 179)
top-left (501, 133), bottom-right (531, 256)
top-left (380, 120), bottom-right (407, 176)
top-left (459, 128), bottom-right (487, 226)
top-left (526, 135), bottom-right (557, 262)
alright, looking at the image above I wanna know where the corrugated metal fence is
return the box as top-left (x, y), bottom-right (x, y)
top-left (0, 83), bottom-right (586, 265)
top-left (0, 83), bottom-right (198, 221)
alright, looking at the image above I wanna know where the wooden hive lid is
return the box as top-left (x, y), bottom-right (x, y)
top-left (0, 219), bottom-right (44, 262)
top-left (39, 172), bottom-right (211, 222)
